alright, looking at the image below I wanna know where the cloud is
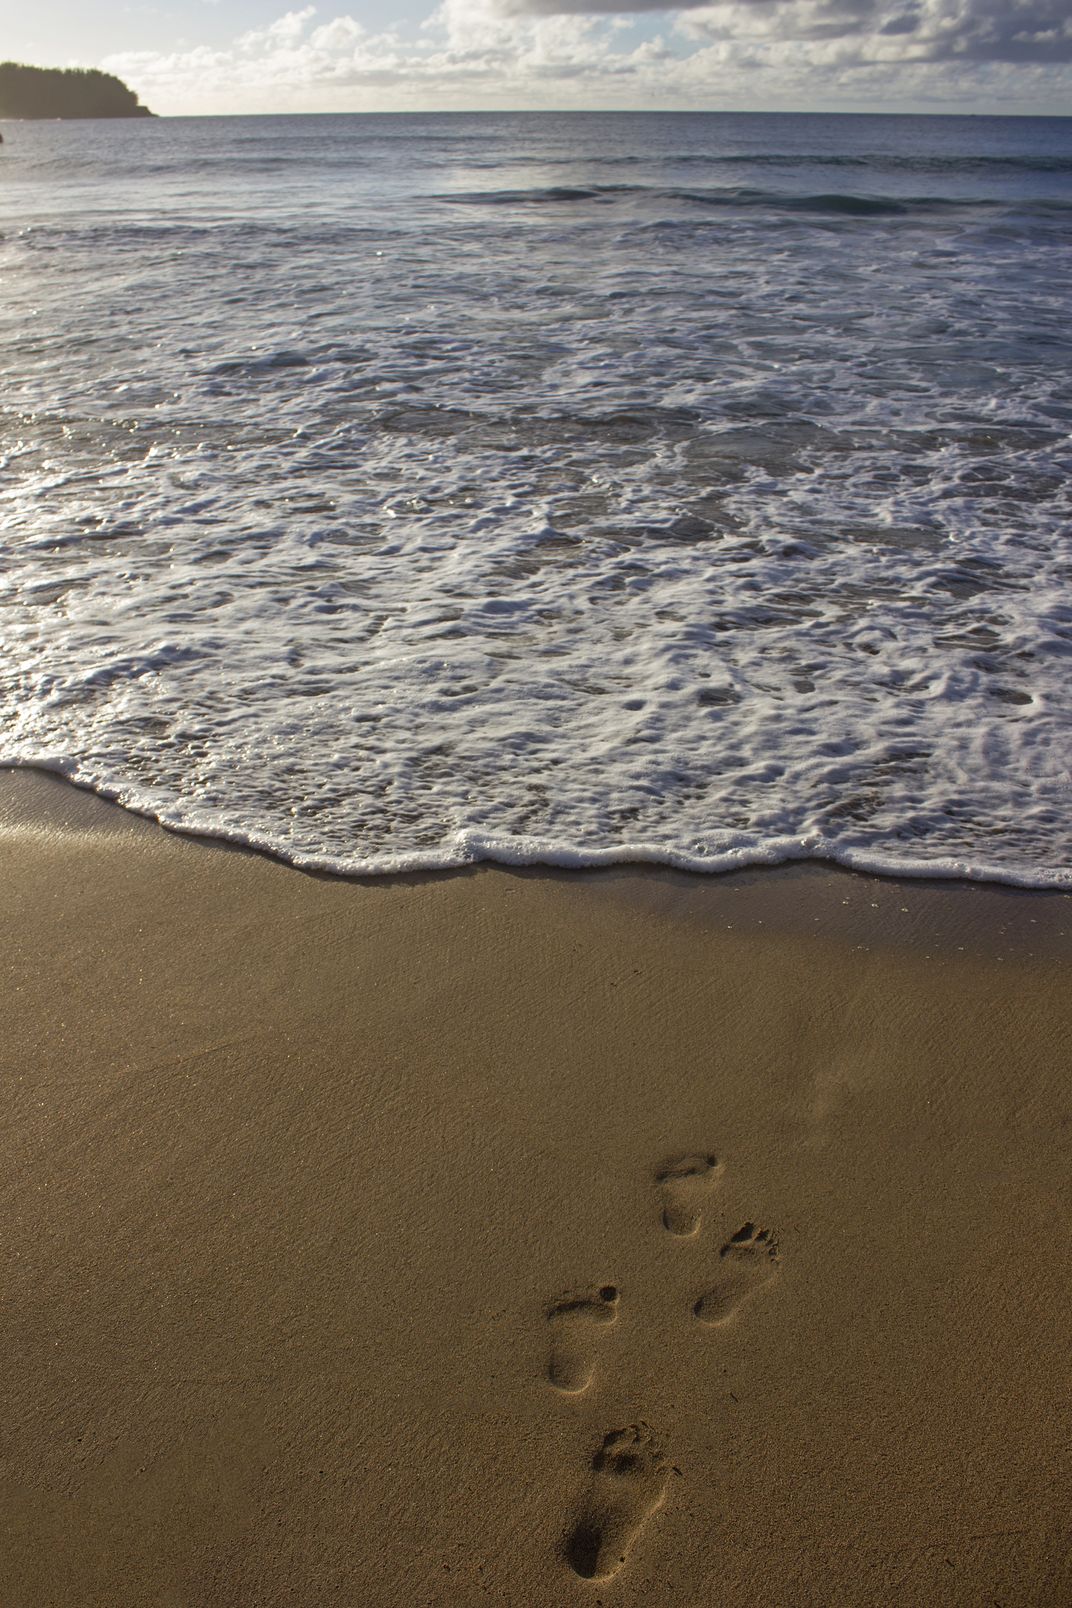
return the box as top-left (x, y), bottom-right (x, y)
top-left (100, 0), bottom-right (1071, 113)
top-left (502, 0), bottom-right (1072, 63)
top-left (675, 0), bottom-right (1072, 64)
top-left (104, 2), bottom-right (674, 112)
top-left (251, 7), bottom-right (319, 45)
top-left (495, 0), bottom-right (709, 11)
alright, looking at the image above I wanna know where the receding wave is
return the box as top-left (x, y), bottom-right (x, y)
top-left (9, 758), bottom-right (1072, 890)
top-left (3, 111), bottom-right (1070, 891)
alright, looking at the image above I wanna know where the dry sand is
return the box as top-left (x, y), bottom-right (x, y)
top-left (2, 767), bottom-right (1069, 1607)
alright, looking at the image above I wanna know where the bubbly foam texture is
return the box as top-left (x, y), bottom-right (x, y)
top-left (1, 114), bottom-right (1069, 885)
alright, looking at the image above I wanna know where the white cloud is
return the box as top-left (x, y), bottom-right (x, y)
top-left (100, 1), bottom-right (1071, 113)
top-left (310, 17), bottom-right (365, 50)
top-left (250, 8), bottom-right (319, 47)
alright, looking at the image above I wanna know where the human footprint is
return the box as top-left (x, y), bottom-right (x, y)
top-left (564, 1423), bottom-right (670, 1580)
top-left (656, 1152), bottom-right (723, 1236)
top-left (693, 1223), bottom-right (779, 1325)
top-left (546, 1286), bottom-right (619, 1393)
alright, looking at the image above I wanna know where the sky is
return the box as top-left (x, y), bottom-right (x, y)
top-left (1, 0), bottom-right (1069, 115)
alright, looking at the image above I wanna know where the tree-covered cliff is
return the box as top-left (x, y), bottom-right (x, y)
top-left (0, 63), bottom-right (153, 119)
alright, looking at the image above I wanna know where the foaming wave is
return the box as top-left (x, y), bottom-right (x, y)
top-left (6, 758), bottom-right (1071, 889)
top-left (2, 112), bottom-right (1070, 890)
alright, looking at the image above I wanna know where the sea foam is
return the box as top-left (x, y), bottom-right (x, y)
top-left (1, 112), bottom-right (1070, 886)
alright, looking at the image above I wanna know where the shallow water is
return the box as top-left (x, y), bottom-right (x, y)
top-left (1, 111), bottom-right (1070, 883)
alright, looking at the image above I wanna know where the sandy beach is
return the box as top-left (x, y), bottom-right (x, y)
top-left (2, 765), bottom-right (1069, 1607)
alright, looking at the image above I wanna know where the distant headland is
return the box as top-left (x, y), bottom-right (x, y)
top-left (0, 63), bottom-right (153, 120)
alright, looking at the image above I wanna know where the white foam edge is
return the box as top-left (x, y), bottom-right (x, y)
top-left (6, 758), bottom-right (1070, 891)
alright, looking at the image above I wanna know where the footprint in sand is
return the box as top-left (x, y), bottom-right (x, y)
top-left (656, 1152), bottom-right (724, 1237)
top-left (565, 1423), bottom-right (670, 1581)
top-left (693, 1222), bottom-right (780, 1326)
top-left (546, 1286), bottom-right (620, 1394)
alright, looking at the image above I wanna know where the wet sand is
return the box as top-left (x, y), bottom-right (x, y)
top-left (2, 767), bottom-right (1069, 1607)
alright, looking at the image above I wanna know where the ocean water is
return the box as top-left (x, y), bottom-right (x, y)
top-left (1, 111), bottom-right (1070, 885)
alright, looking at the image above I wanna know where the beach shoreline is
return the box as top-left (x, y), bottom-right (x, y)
top-left (2, 766), bottom-right (1069, 1606)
